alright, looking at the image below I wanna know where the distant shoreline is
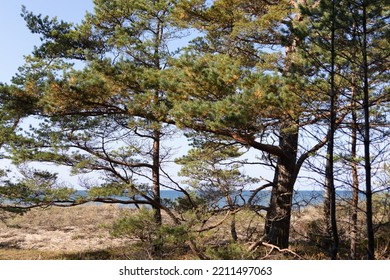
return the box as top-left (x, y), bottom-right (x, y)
top-left (72, 189), bottom-right (366, 208)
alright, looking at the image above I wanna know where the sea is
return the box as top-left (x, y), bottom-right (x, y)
top-left (74, 189), bottom-right (364, 209)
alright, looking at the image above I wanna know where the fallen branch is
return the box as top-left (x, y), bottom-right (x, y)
top-left (249, 241), bottom-right (304, 260)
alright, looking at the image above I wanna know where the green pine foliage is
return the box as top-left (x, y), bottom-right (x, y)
top-left (0, 0), bottom-right (388, 258)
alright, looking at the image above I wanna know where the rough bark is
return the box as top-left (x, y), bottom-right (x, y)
top-left (263, 120), bottom-right (298, 249)
top-left (152, 129), bottom-right (162, 226)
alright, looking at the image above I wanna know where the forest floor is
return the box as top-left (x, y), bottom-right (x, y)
top-left (0, 203), bottom-right (389, 260)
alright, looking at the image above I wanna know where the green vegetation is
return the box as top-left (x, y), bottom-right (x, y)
top-left (0, 202), bottom-right (388, 260)
top-left (0, 0), bottom-right (389, 259)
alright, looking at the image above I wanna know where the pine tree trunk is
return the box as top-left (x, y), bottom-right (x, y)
top-left (152, 128), bottom-right (162, 257)
top-left (362, 1), bottom-right (375, 259)
top-left (350, 78), bottom-right (359, 260)
top-left (262, 1), bottom-right (303, 249)
top-left (350, 126), bottom-right (359, 259)
top-left (323, 0), bottom-right (339, 259)
top-left (152, 129), bottom-right (162, 226)
top-left (231, 214), bottom-right (238, 241)
top-left (324, 147), bottom-right (339, 259)
top-left (323, 157), bottom-right (333, 255)
top-left (264, 121), bottom-right (298, 249)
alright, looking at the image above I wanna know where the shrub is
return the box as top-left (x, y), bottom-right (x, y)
top-left (110, 207), bottom-right (190, 258)
top-left (111, 208), bottom-right (157, 242)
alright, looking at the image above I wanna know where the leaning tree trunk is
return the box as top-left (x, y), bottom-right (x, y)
top-left (264, 120), bottom-right (298, 249)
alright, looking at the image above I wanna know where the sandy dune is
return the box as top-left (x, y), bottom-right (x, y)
top-left (0, 205), bottom-right (132, 253)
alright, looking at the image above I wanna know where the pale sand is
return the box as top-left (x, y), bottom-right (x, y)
top-left (0, 204), bottom-right (132, 252)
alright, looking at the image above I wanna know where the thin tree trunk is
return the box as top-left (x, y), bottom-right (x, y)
top-left (231, 213), bottom-right (238, 241)
top-left (330, 0), bottom-right (340, 260)
top-left (151, 128), bottom-right (162, 256)
top-left (350, 77), bottom-right (359, 260)
top-left (226, 193), bottom-right (238, 241)
top-left (324, 149), bottom-right (339, 259)
top-left (323, 0), bottom-right (339, 259)
top-left (152, 129), bottom-right (162, 226)
top-left (152, 19), bottom-right (162, 227)
top-left (362, 1), bottom-right (375, 260)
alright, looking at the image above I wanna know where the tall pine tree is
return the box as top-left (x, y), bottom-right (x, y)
top-left (10, 0), bottom-right (186, 233)
top-left (166, 0), bottom-right (337, 249)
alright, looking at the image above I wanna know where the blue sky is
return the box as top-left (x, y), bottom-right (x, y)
top-left (0, 1), bottom-right (94, 187)
top-left (0, 1), bottom-right (284, 190)
top-left (0, 0), bottom-right (198, 189)
top-left (0, 0), bottom-right (94, 84)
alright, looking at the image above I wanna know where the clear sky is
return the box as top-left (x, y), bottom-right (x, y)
top-left (0, 0), bottom-right (94, 84)
top-left (0, 1), bottom-right (94, 187)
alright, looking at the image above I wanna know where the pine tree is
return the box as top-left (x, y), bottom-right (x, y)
top-left (10, 0), bottom-right (185, 239)
top-left (176, 141), bottom-right (260, 241)
top-left (329, 0), bottom-right (389, 259)
top-left (297, 0), bottom-right (389, 258)
top-left (3, 0), bottom-right (388, 257)
top-left (166, 0), bottom-right (335, 249)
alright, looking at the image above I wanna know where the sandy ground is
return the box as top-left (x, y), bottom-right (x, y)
top-left (0, 224), bottom-right (129, 252)
top-left (1, 203), bottom-right (389, 260)
top-left (0, 204), bottom-right (132, 253)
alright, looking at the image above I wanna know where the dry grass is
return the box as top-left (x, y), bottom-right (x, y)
top-left (1, 202), bottom-right (389, 260)
top-left (0, 204), bottom-right (134, 259)
top-left (288, 204), bottom-right (390, 260)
